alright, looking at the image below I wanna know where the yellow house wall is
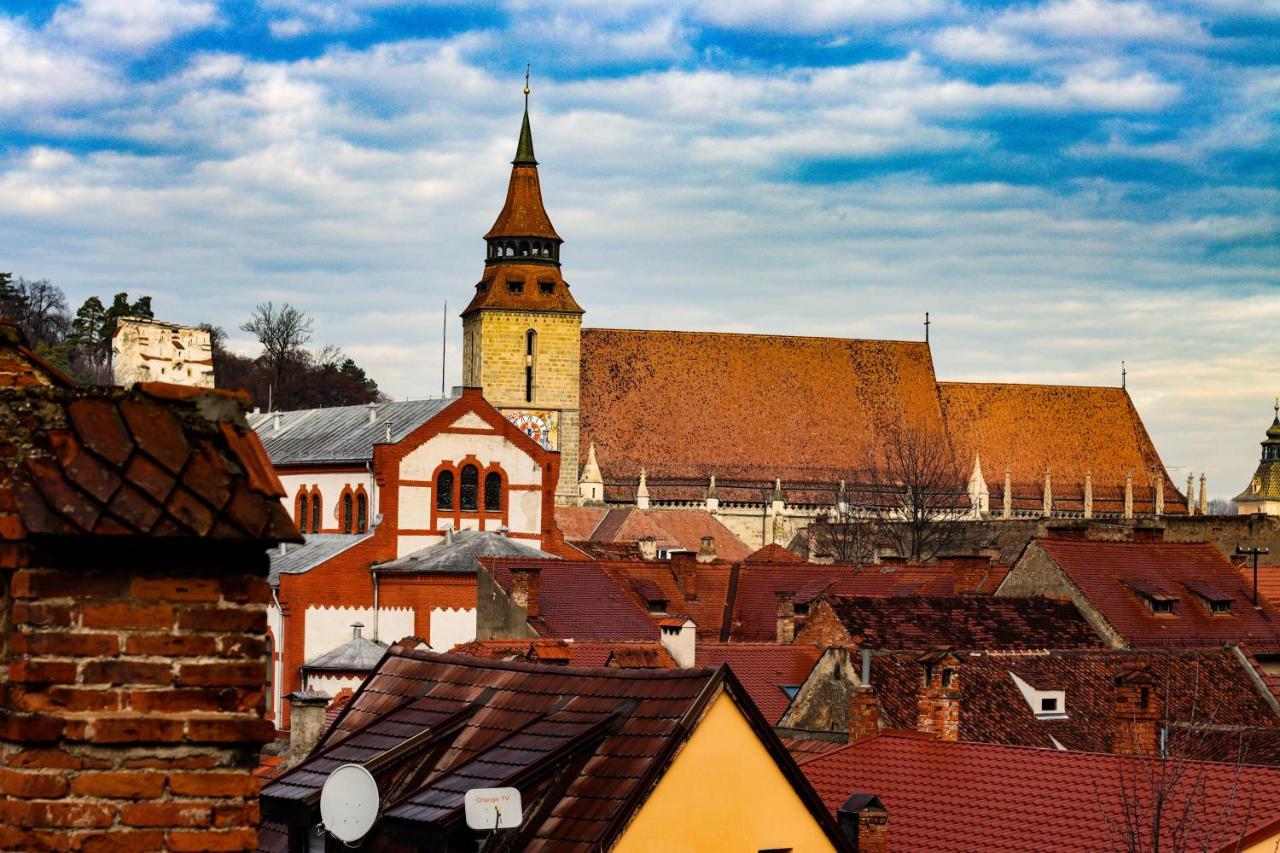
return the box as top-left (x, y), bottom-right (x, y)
top-left (1240, 829), bottom-right (1280, 852)
top-left (612, 691), bottom-right (837, 853)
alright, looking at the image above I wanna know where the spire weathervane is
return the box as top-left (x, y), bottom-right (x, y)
top-left (524, 64), bottom-right (531, 109)
top-left (1122, 360), bottom-right (1126, 390)
top-left (924, 311), bottom-right (930, 344)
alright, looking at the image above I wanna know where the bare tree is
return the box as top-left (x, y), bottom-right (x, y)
top-left (805, 483), bottom-right (876, 565)
top-left (240, 302), bottom-right (313, 404)
top-left (853, 425), bottom-right (969, 561)
top-left (8, 277), bottom-right (70, 349)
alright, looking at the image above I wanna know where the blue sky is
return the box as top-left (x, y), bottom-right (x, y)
top-left (1, 0), bottom-right (1277, 500)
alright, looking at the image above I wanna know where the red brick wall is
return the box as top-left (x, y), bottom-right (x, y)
top-left (795, 599), bottom-right (852, 648)
top-left (0, 549), bottom-right (273, 852)
top-left (378, 574), bottom-right (476, 643)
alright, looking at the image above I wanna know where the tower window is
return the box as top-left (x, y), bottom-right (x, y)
top-left (342, 492), bottom-right (353, 534)
top-left (460, 465), bottom-right (479, 511)
top-left (310, 491), bottom-right (321, 533)
top-left (525, 329), bottom-right (537, 403)
top-left (507, 280), bottom-right (524, 294)
top-left (356, 492), bottom-right (368, 534)
top-left (485, 472), bottom-right (502, 512)
top-left (436, 470), bottom-right (454, 510)
top-left (296, 492), bottom-right (309, 533)
top-left (539, 281), bottom-right (555, 295)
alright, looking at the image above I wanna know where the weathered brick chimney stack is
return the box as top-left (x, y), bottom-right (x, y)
top-left (775, 591), bottom-right (797, 643)
top-left (849, 649), bottom-right (880, 742)
top-left (509, 565), bottom-right (542, 618)
top-left (1113, 663), bottom-right (1162, 756)
top-left (0, 350), bottom-right (298, 852)
top-left (836, 793), bottom-right (889, 853)
top-left (916, 651), bottom-right (961, 741)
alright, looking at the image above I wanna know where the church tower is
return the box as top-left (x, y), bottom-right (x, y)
top-left (462, 91), bottom-right (584, 502)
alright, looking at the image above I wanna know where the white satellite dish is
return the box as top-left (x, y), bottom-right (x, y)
top-left (320, 763), bottom-right (379, 843)
top-left (464, 787), bottom-right (523, 831)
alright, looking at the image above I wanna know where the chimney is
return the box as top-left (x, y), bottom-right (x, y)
top-left (1084, 470), bottom-right (1093, 519)
top-left (509, 565), bottom-right (542, 618)
top-left (1155, 476), bottom-right (1165, 516)
top-left (849, 651), bottom-right (880, 741)
top-left (697, 535), bottom-right (717, 563)
top-left (638, 535), bottom-right (657, 561)
top-left (272, 412), bottom-right (281, 432)
top-left (444, 526), bottom-right (454, 545)
top-left (659, 618), bottom-right (697, 668)
top-left (705, 475), bottom-right (719, 514)
top-left (916, 652), bottom-right (960, 741)
top-left (1114, 664), bottom-right (1162, 756)
top-left (671, 551), bottom-right (697, 599)
top-left (775, 591), bottom-right (797, 644)
top-left (286, 689), bottom-right (331, 766)
top-left (366, 403), bottom-right (378, 423)
top-left (1042, 468), bottom-right (1053, 517)
top-left (837, 793), bottom-right (889, 853)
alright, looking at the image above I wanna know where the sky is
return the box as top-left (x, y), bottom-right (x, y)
top-left (1, 0), bottom-right (1277, 501)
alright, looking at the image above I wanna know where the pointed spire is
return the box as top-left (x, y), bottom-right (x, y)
top-left (636, 468), bottom-right (650, 509)
top-left (514, 104), bottom-right (537, 166)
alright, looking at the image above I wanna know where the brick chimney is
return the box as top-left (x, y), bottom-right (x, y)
top-left (948, 555), bottom-right (992, 594)
top-left (775, 591), bottom-right (797, 644)
top-left (638, 535), bottom-right (657, 561)
top-left (671, 552), bottom-right (697, 600)
top-left (697, 535), bottom-right (717, 563)
top-left (1114, 663), bottom-right (1162, 756)
top-left (916, 651), bottom-right (960, 741)
top-left (509, 565), bottom-right (542, 618)
top-left (849, 685), bottom-right (880, 742)
top-left (837, 793), bottom-right (889, 853)
top-left (286, 689), bottom-right (331, 766)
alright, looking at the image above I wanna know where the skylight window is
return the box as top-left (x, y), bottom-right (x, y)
top-left (781, 685), bottom-right (800, 700)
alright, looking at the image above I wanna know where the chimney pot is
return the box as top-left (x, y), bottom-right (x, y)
top-left (837, 793), bottom-right (889, 853)
top-left (697, 536), bottom-right (716, 564)
top-left (285, 689), bottom-right (331, 766)
top-left (351, 622), bottom-right (364, 640)
top-left (638, 536), bottom-right (657, 561)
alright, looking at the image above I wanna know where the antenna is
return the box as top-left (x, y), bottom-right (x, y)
top-left (465, 787), bottom-right (523, 831)
top-left (1121, 360), bottom-right (1126, 390)
top-left (441, 299), bottom-right (447, 398)
top-left (320, 764), bottom-right (379, 844)
top-left (924, 312), bottom-right (930, 344)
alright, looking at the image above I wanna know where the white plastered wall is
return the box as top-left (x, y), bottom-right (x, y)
top-left (267, 602), bottom-right (284, 721)
top-left (304, 673), bottom-right (367, 697)
top-left (303, 606), bottom-right (415, 660)
top-left (429, 607), bottom-right (477, 653)
top-left (275, 470), bottom-right (377, 532)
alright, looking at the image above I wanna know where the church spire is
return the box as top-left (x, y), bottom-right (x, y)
top-left (514, 66), bottom-right (537, 166)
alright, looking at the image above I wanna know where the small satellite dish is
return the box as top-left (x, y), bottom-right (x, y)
top-left (320, 763), bottom-right (379, 843)
top-left (464, 787), bottom-right (523, 831)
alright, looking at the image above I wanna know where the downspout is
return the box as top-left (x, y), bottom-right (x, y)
top-left (271, 586), bottom-right (283, 720)
top-left (367, 458), bottom-right (379, 642)
top-left (372, 569), bottom-right (380, 643)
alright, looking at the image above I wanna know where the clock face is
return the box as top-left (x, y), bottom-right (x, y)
top-left (510, 411), bottom-right (553, 448)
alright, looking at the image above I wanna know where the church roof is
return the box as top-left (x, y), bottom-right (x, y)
top-left (460, 262), bottom-right (583, 316)
top-left (939, 382), bottom-right (1184, 514)
top-left (1235, 406), bottom-right (1280, 503)
top-left (580, 328), bottom-right (945, 488)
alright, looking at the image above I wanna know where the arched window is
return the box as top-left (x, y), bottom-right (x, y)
top-left (342, 492), bottom-right (353, 534)
top-left (295, 492), bottom-right (309, 533)
top-left (436, 470), bottom-right (454, 510)
top-left (525, 329), bottom-right (537, 404)
top-left (484, 472), bottom-right (502, 512)
top-left (356, 492), bottom-right (368, 534)
top-left (460, 465), bottom-right (479, 511)
top-left (518, 240), bottom-right (530, 256)
top-left (310, 491), bottom-right (321, 534)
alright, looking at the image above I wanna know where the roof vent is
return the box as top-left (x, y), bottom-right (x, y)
top-left (367, 403), bottom-right (378, 423)
top-left (272, 412), bottom-right (281, 431)
top-left (351, 622), bottom-right (364, 640)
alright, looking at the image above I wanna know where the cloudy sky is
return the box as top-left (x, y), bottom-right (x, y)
top-left (1, 0), bottom-right (1277, 499)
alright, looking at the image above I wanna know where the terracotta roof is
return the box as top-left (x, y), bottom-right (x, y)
top-left (261, 646), bottom-right (843, 850)
top-left (484, 557), bottom-right (662, 640)
top-left (1235, 412), bottom-right (1280, 501)
top-left (0, 383), bottom-right (299, 552)
top-left (746, 542), bottom-right (801, 563)
top-left (483, 165), bottom-right (559, 241)
top-left (790, 647), bottom-right (1280, 762)
top-left (697, 643), bottom-right (821, 724)
top-left (606, 646), bottom-right (677, 668)
top-left (602, 559), bottom-right (733, 637)
top-left (461, 262), bottom-right (583, 316)
top-left (0, 318), bottom-right (77, 388)
top-left (451, 639), bottom-right (675, 669)
top-left (1028, 538), bottom-right (1280, 653)
top-left (940, 382), bottom-right (1184, 514)
top-left (575, 506), bottom-right (752, 561)
top-left (800, 733), bottom-right (1280, 852)
top-left (580, 329), bottom-right (945, 488)
top-left (815, 595), bottom-right (1104, 651)
top-left (555, 506), bottom-right (607, 541)
top-left (1237, 563), bottom-right (1280, 609)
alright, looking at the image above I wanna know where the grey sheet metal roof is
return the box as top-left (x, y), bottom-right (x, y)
top-left (303, 624), bottom-right (388, 671)
top-left (374, 529), bottom-right (553, 574)
top-left (248, 398), bottom-right (455, 466)
top-left (269, 533), bottom-right (373, 587)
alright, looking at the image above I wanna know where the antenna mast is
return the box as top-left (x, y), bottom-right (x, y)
top-left (441, 300), bottom-right (447, 398)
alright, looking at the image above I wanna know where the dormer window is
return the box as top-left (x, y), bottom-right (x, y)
top-left (1010, 673), bottom-right (1068, 720)
top-left (1181, 580), bottom-right (1233, 614)
top-left (630, 579), bottom-right (667, 613)
top-left (1125, 579), bottom-right (1179, 615)
top-left (1040, 697), bottom-right (1058, 713)
top-left (506, 280), bottom-right (524, 294)
top-left (539, 281), bottom-right (555, 295)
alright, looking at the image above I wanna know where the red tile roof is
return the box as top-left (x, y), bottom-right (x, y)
top-left (1237, 563), bottom-right (1280, 609)
top-left (0, 383), bottom-right (298, 554)
top-left (746, 542), bottom-right (801, 563)
top-left (940, 382), bottom-right (1186, 515)
top-left (561, 506), bottom-right (752, 561)
top-left (555, 506), bottom-right (607, 541)
top-left (789, 647), bottom-right (1280, 763)
top-left (261, 646), bottom-right (844, 851)
top-left (813, 595), bottom-right (1104, 650)
top-left (483, 558), bottom-right (663, 640)
top-left (580, 329), bottom-right (945, 488)
top-left (451, 639), bottom-right (675, 668)
top-left (800, 733), bottom-right (1280, 852)
top-left (697, 643), bottom-right (821, 724)
top-left (1029, 538), bottom-right (1280, 653)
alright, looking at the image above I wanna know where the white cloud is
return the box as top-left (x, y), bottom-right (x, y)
top-left (999, 0), bottom-right (1205, 42)
top-left (694, 0), bottom-right (943, 31)
top-left (930, 25), bottom-right (1044, 64)
top-left (48, 0), bottom-right (219, 51)
top-left (0, 16), bottom-right (118, 113)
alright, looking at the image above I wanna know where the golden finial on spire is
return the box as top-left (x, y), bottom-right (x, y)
top-left (523, 64), bottom-right (531, 105)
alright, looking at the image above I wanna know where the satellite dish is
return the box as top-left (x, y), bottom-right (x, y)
top-left (320, 763), bottom-right (379, 843)
top-left (464, 787), bottom-right (523, 831)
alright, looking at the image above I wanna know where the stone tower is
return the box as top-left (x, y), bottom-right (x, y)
top-left (1233, 399), bottom-right (1280, 516)
top-left (461, 99), bottom-right (583, 501)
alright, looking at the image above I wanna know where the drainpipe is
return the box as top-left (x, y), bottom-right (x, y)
top-left (372, 569), bottom-right (380, 643)
top-left (271, 586), bottom-right (283, 721)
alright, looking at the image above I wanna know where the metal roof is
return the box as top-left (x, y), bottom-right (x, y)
top-left (374, 529), bottom-right (552, 574)
top-left (303, 624), bottom-right (389, 671)
top-left (269, 533), bottom-right (373, 586)
top-left (248, 398), bottom-right (455, 466)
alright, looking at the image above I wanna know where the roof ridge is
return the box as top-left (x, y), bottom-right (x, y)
top-left (939, 380), bottom-right (1128, 392)
top-left (583, 326), bottom-right (932, 347)
top-left (395, 646), bottom-right (717, 680)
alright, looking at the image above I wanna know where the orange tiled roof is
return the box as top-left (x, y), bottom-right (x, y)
top-left (586, 507), bottom-right (752, 561)
top-left (580, 329), bottom-right (945, 487)
top-left (0, 383), bottom-right (299, 552)
top-left (940, 381), bottom-right (1184, 514)
top-left (555, 506), bottom-right (607, 541)
top-left (483, 166), bottom-right (559, 242)
top-left (461, 262), bottom-right (583, 316)
top-left (451, 638), bottom-right (675, 669)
